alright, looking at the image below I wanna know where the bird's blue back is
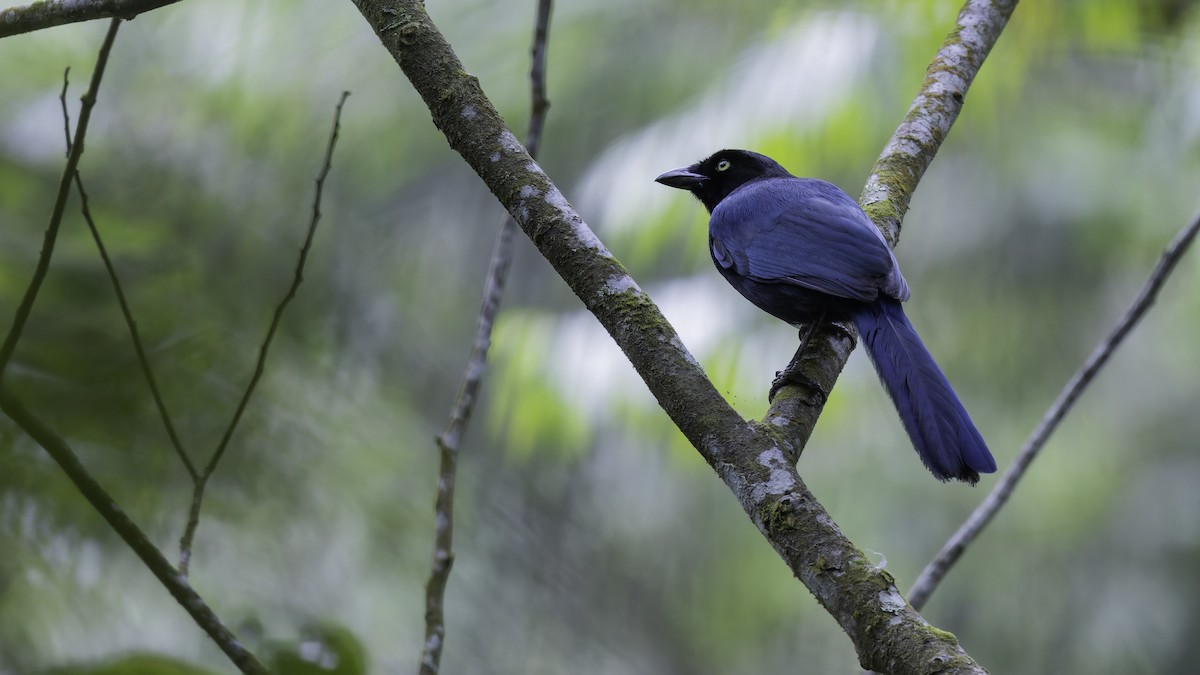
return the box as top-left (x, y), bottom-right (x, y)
top-left (710, 177), bottom-right (909, 306)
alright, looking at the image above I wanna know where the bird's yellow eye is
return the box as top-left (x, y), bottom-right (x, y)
top-left (716, 160), bottom-right (731, 172)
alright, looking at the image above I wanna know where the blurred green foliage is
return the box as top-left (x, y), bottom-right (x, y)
top-left (2, 0), bottom-right (1200, 673)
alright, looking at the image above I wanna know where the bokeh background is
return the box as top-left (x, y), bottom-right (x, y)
top-left (2, 0), bottom-right (1199, 673)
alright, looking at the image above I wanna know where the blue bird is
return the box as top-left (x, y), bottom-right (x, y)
top-left (656, 149), bottom-right (996, 484)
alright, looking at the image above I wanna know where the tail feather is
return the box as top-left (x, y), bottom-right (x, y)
top-left (853, 299), bottom-right (996, 483)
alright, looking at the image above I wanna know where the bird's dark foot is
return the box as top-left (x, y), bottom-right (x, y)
top-left (825, 319), bottom-right (857, 346)
top-left (769, 318), bottom-right (829, 403)
top-left (769, 364), bottom-right (821, 403)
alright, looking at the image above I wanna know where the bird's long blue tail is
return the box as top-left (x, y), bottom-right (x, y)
top-left (852, 299), bottom-right (996, 483)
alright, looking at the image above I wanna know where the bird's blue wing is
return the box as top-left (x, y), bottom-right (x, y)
top-left (710, 178), bottom-right (909, 302)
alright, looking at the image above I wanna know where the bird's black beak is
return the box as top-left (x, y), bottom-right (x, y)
top-left (655, 166), bottom-right (706, 190)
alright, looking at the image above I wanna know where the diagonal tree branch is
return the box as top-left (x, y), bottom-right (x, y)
top-left (0, 385), bottom-right (268, 674)
top-left (354, 0), bottom-right (1015, 670)
top-left (419, 2), bottom-right (553, 672)
top-left (767, 0), bottom-right (1018, 449)
top-left (907, 210), bottom-right (1200, 611)
top-left (860, 0), bottom-right (1019, 247)
top-left (0, 0), bottom-right (184, 39)
top-left (177, 91), bottom-right (351, 576)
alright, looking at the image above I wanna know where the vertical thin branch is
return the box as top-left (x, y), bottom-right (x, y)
top-left (177, 91), bottom-right (352, 575)
top-left (59, 67), bottom-right (72, 153)
top-left (418, 1), bottom-right (553, 673)
top-left (907, 211), bottom-right (1200, 611)
top-left (525, 0), bottom-right (552, 158)
top-left (0, 19), bottom-right (120, 374)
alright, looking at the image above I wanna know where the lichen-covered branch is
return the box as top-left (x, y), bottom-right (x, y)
top-left (0, 0), bottom-right (183, 39)
top-left (768, 0), bottom-right (1018, 540)
top-left (352, 1), bottom-right (1002, 671)
top-left (861, 0), bottom-right (1019, 246)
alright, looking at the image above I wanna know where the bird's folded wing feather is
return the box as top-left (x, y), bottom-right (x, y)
top-left (710, 180), bottom-right (906, 302)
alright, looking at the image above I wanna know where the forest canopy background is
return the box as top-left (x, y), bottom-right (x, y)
top-left (1, 0), bottom-right (1199, 673)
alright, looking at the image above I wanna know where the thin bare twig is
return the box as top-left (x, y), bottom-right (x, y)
top-left (58, 72), bottom-right (199, 481)
top-left (177, 91), bottom-right (351, 575)
top-left (0, 0), bottom-right (184, 39)
top-left (59, 68), bottom-right (72, 154)
top-left (0, 20), bottom-right (120, 375)
top-left (0, 19), bottom-right (267, 674)
top-left (525, 0), bottom-right (552, 158)
top-left (907, 211), bottom-right (1200, 611)
top-left (418, 2), bottom-right (553, 673)
top-left (79, 175), bottom-right (198, 478)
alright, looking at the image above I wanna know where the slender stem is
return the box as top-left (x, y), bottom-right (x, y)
top-left (59, 68), bottom-right (72, 154)
top-left (75, 173), bottom-right (198, 479)
top-left (176, 91), bottom-right (351, 575)
top-left (907, 211), bottom-right (1200, 611)
top-left (418, 2), bottom-right (553, 673)
top-left (0, 19), bottom-right (121, 375)
top-left (59, 76), bottom-right (198, 481)
top-left (525, 0), bottom-right (552, 158)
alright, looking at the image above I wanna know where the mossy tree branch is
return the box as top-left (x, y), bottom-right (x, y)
top-left (775, 0), bottom-right (1018, 436)
top-left (861, 0), bottom-right (1019, 246)
top-left (352, 0), bottom-right (1015, 671)
top-left (0, 0), bottom-right (184, 39)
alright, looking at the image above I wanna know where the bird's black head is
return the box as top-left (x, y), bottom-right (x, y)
top-left (655, 149), bottom-right (793, 213)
